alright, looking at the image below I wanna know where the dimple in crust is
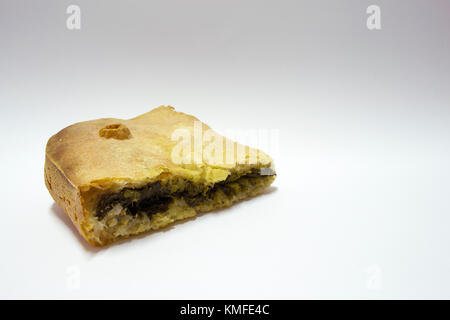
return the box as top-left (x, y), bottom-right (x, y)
top-left (99, 123), bottom-right (132, 140)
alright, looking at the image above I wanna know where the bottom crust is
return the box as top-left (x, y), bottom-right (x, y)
top-left (87, 174), bottom-right (275, 245)
top-left (45, 156), bottom-right (275, 246)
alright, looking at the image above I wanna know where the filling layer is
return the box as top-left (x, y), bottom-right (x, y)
top-left (95, 169), bottom-right (275, 221)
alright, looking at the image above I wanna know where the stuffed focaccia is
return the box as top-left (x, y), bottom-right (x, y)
top-left (45, 106), bottom-right (276, 246)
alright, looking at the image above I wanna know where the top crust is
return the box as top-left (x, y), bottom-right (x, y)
top-left (46, 106), bottom-right (273, 192)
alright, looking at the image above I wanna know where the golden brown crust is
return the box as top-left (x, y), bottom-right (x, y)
top-left (46, 106), bottom-right (272, 189)
top-left (45, 155), bottom-right (97, 245)
top-left (45, 106), bottom-right (275, 246)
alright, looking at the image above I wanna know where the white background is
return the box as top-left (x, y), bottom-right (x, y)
top-left (1, 1), bottom-right (450, 299)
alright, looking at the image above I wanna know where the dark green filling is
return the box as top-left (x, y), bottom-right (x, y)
top-left (95, 169), bottom-right (274, 220)
top-left (96, 181), bottom-right (172, 220)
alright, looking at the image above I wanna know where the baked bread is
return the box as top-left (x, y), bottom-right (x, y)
top-left (45, 106), bottom-right (276, 246)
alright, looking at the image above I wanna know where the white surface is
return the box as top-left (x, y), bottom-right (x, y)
top-left (1, 0), bottom-right (450, 299)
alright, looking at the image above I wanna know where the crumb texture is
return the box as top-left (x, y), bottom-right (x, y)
top-left (90, 174), bottom-right (275, 245)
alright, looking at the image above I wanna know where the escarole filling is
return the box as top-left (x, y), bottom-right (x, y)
top-left (95, 168), bottom-right (276, 222)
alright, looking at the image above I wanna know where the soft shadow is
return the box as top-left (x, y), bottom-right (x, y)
top-left (50, 203), bottom-right (102, 254)
top-left (50, 186), bottom-right (278, 250)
